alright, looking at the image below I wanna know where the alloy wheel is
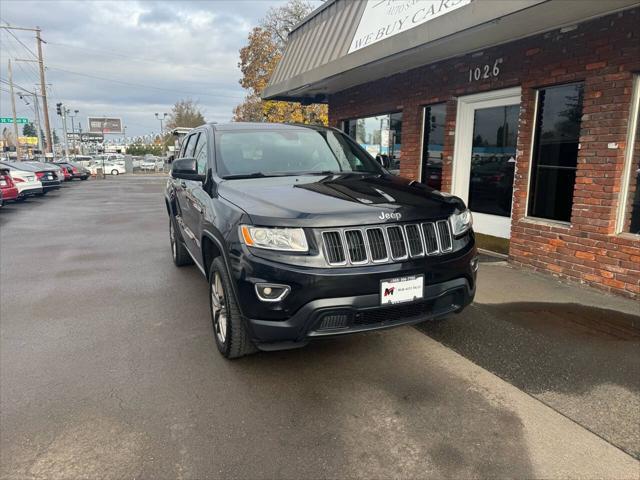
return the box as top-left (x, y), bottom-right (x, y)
top-left (169, 220), bottom-right (177, 260)
top-left (211, 272), bottom-right (227, 344)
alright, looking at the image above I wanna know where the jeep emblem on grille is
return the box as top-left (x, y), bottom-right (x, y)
top-left (378, 212), bottom-right (402, 221)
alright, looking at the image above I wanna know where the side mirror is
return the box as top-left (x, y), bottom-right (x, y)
top-left (171, 157), bottom-right (204, 181)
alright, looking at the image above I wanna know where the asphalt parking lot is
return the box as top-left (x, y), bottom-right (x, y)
top-left (1, 177), bottom-right (639, 479)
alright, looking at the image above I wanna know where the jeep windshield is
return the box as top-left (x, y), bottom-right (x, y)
top-left (215, 128), bottom-right (384, 179)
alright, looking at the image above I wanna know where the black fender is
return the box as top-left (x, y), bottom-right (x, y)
top-left (200, 228), bottom-right (246, 318)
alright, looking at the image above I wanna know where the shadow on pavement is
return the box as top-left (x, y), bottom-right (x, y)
top-left (417, 301), bottom-right (640, 458)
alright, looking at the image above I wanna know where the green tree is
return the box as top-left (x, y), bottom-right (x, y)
top-left (165, 99), bottom-right (206, 130)
top-left (233, 0), bottom-right (327, 125)
top-left (22, 122), bottom-right (37, 137)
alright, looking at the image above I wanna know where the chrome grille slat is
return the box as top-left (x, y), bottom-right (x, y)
top-left (344, 229), bottom-right (367, 264)
top-left (404, 224), bottom-right (424, 257)
top-left (366, 228), bottom-right (388, 262)
top-left (386, 226), bottom-right (408, 260)
top-left (322, 231), bottom-right (346, 265)
top-left (437, 220), bottom-right (453, 252)
top-left (422, 223), bottom-right (439, 254)
top-left (321, 220), bottom-right (454, 265)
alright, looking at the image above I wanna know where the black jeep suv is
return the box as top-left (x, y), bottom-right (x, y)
top-left (165, 122), bottom-right (477, 358)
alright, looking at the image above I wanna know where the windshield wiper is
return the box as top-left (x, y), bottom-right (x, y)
top-left (221, 172), bottom-right (279, 179)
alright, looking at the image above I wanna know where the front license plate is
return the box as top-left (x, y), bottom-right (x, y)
top-left (380, 275), bottom-right (424, 305)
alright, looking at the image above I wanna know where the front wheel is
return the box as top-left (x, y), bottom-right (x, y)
top-left (209, 257), bottom-right (256, 359)
top-left (111, 170), bottom-right (119, 176)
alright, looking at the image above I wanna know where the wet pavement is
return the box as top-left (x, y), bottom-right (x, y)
top-left (1, 177), bottom-right (639, 479)
top-left (419, 263), bottom-right (640, 459)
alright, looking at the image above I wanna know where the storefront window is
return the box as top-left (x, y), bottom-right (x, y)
top-left (344, 112), bottom-right (403, 174)
top-left (622, 83), bottom-right (640, 234)
top-left (528, 83), bottom-right (584, 222)
top-left (421, 104), bottom-right (446, 190)
top-left (468, 105), bottom-right (519, 217)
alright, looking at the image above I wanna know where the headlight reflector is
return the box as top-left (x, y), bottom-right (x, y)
top-left (450, 209), bottom-right (473, 236)
top-left (240, 225), bottom-right (308, 252)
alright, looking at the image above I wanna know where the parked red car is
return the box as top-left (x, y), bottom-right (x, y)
top-left (0, 168), bottom-right (19, 203)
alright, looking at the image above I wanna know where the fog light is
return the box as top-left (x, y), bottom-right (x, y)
top-left (255, 283), bottom-right (290, 302)
top-left (470, 256), bottom-right (479, 272)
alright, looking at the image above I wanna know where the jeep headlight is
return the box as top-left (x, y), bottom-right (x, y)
top-left (240, 225), bottom-right (308, 252)
top-left (450, 209), bottom-right (473, 236)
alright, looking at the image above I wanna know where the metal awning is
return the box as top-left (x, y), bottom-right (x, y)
top-left (263, 0), bottom-right (639, 102)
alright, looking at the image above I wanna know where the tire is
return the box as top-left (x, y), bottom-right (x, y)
top-left (209, 257), bottom-right (256, 359)
top-left (111, 170), bottom-right (119, 176)
top-left (80, 176), bottom-right (88, 181)
top-left (169, 216), bottom-right (193, 267)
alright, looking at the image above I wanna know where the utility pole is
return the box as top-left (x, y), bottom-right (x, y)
top-left (7, 60), bottom-right (21, 160)
top-left (36, 28), bottom-right (52, 155)
top-left (1, 24), bottom-right (53, 155)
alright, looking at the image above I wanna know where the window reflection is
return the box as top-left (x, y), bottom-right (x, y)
top-left (421, 104), bottom-right (446, 190)
top-left (468, 105), bottom-right (519, 217)
top-left (625, 97), bottom-right (640, 234)
top-left (344, 112), bottom-right (403, 174)
top-left (528, 83), bottom-right (584, 222)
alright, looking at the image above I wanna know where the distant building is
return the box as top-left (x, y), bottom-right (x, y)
top-left (264, 0), bottom-right (640, 297)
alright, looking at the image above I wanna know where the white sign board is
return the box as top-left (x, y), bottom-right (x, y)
top-left (349, 0), bottom-right (472, 54)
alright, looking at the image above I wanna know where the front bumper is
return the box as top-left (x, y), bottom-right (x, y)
top-left (249, 277), bottom-right (474, 350)
top-left (231, 241), bottom-right (477, 350)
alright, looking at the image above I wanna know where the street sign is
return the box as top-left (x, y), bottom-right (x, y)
top-left (67, 132), bottom-right (81, 141)
top-left (87, 117), bottom-right (123, 134)
top-left (0, 117), bottom-right (28, 124)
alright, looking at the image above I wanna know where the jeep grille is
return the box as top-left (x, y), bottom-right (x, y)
top-left (321, 221), bottom-right (454, 266)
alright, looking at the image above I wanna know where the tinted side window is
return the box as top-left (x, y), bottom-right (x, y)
top-left (193, 132), bottom-right (208, 174)
top-left (179, 135), bottom-right (191, 158)
top-left (184, 133), bottom-right (198, 158)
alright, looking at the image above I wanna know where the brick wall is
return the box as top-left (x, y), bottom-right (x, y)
top-left (328, 8), bottom-right (640, 297)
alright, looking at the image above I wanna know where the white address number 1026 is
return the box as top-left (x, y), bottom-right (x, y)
top-left (468, 58), bottom-right (503, 83)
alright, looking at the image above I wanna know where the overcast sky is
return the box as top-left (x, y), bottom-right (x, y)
top-left (0, 0), bottom-right (316, 140)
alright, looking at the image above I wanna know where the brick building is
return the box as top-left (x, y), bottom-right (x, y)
top-left (264, 0), bottom-right (640, 297)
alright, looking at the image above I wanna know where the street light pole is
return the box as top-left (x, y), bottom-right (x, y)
top-left (155, 112), bottom-right (167, 134)
top-left (68, 109), bottom-right (78, 153)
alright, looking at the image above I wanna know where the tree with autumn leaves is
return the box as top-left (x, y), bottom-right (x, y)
top-left (233, 0), bottom-right (328, 125)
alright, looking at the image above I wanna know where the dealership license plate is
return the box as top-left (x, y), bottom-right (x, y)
top-left (380, 275), bottom-right (424, 305)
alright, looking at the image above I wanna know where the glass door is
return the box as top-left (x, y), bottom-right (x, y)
top-left (452, 88), bottom-right (521, 239)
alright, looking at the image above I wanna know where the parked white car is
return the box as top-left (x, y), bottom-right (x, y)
top-left (0, 161), bottom-right (43, 198)
top-left (89, 161), bottom-right (126, 176)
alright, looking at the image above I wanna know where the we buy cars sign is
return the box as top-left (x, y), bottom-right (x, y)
top-left (87, 117), bottom-right (123, 134)
top-left (349, 0), bottom-right (471, 53)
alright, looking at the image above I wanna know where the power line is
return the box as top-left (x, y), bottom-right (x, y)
top-left (0, 19), bottom-right (38, 59)
top-left (46, 65), bottom-right (245, 100)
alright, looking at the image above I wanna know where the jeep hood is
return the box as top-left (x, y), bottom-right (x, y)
top-left (218, 173), bottom-right (465, 228)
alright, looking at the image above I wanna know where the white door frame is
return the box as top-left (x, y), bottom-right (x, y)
top-left (452, 87), bottom-right (521, 239)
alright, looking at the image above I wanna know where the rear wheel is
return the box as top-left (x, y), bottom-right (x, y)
top-left (169, 216), bottom-right (193, 266)
top-left (209, 257), bottom-right (256, 359)
top-left (111, 170), bottom-right (119, 176)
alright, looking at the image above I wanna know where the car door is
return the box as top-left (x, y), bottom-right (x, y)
top-left (175, 131), bottom-right (200, 254)
top-left (186, 128), bottom-right (212, 260)
top-left (181, 130), bottom-right (210, 260)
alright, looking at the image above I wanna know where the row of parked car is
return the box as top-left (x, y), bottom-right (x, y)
top-left (0, 159), bottom-right (90, 207)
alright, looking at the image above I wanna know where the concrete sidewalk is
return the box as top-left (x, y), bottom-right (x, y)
top-left (418, 256), bottom-right (640, 459)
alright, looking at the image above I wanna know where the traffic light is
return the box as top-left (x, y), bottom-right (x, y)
top-left (56, 103), bottom-right (62, 116)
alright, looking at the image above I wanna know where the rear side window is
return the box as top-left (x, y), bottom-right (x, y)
top-left (184, 133), bottom-right (198, 158)
top-left (193, 132), bottom-right (208, 174)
